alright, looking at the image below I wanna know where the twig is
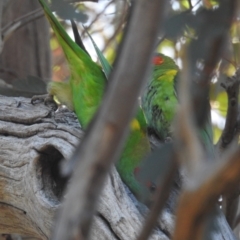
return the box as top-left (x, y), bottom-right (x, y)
top-left (82, 0), bottom-right (114, 35)
top-left (216, 69), bottom-right (240, 151)
top-left (216, 68), bottom-right (240, 228)
top-left (0, 67), bottom-right (19, 78)
top-left (66, 0), bottom-right (99, 2)
top-left (222, 186), bottom-right (240, 228)
top-left (102, 13), bottom-right (125, 53)
top-left (155, 34), bottom-right (166, 49)
top-left (1, 8), bottom-right (44, 43)
top-left (234, 213), bottom-right (240, 229)
top-left (51, 0), bottom-right (167, 239)
top-left (188, 0), bottom-right (193, 9)
top-left (0, 0), bottom-right (3, 54)
top-left (175, 48), bottom-right (205, 172)
top-left (102, 0), bottom-right (129, 53)
top-left (173, 146), bottom-right (240, 240)
top-left (137, 151), bottom-right (178, 240)
top-left (173, 0), bottom-right (237, 239)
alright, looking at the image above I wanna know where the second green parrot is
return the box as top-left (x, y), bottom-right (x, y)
top-left (141, 54), bottom-right (214, 157)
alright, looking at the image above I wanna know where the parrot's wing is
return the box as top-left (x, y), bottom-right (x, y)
top-left (71, 20), bottom-right (91, 57)
top-left (84, 27), bottom-right (112, 79)
top-left (39, 0), bottom-right (107, 129)
top-left (39, 0), bottom-right (93, 69)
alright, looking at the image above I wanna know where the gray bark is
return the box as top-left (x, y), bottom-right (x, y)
top-left (0, 0), bottom-right (51, 84)
top-left (0, 95), bottom-right (236, 240)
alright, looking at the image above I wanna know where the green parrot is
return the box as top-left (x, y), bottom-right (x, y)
top-left (141, 53), bottom-right (214, 157)
top-left (38, 0), bottom-right (214, 201)
top-left (142, 54), bottom-right (179, 141)
top-left (38, 0), bottom-right (151, 196)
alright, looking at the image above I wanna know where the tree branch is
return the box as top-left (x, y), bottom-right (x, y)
top-left (173, 145), bottom-right (240, 240)
top-left (66, 0), bottom-right (98, 2)
top-left (137, 152), bottom-right (178, 240)
top-left (188, 0), bottom-right (193, 9)
top-left (216, 68), bottom-right (240, 228)
top-left (0, 95), bottom-right (174, 240)
top-left (0, 0), bottom-right (3, 53)
top-left (217, 68), bottom-right (240, 151)
top-left (172, 0), bottom-right (237, 239)
top-left (1, 8), bottom-right (44, 48)
top-left (51, 0), bottom-right (167, 239)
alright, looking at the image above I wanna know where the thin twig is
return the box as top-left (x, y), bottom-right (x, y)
top-left (173, 0), bottom-right (237, 239)
top-left (66, 0), bottom-right (99, 2)
top-left (1, 8), bottom-right (44, 42)
top-left (155, 34), bottom-right (166, 49)
top-left (0, 67), bottom-right (19, 78)
top-left (175, 47), bottom-right (205, 172)
top-left (82, 0), bottom-right (114, 35)
top-left (216, 68), bottom-right (240, 228)
top-left (102, 13), bottom-right (125, 53)
top-left (188, 0), bottom-right (193, 9)
top-left (216, 68), bottom-right (240, 151)
top-left (234, 213), bottom-right (240, 228)
top-left (0, 0), bottom-right (4, 54)
top-left (102, 0), bottom-right (129, 52)
top-left (51, 0), bottom-right (167, 239)
top-left (137, 151), bottom-right (178, 240)
top-left (173, 146), bottom-right (240, 240)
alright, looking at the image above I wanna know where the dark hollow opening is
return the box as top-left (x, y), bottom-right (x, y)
top-left (35, 145), bottom-right (69, 203)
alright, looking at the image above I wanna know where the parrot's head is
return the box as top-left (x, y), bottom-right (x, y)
top-left (152, 53), bottom-right (178, 71)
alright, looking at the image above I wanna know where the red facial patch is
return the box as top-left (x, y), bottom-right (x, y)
top-left (153, 56), bottom-right (164, 65)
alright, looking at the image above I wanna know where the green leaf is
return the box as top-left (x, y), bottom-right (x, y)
top-left (84, 26), bottom-right (112, 79)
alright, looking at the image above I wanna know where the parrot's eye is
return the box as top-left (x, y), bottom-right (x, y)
top-left (153, 56), bottom-right (164, 65)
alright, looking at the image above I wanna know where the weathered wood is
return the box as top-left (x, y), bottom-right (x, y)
top-left (0, 95), bottom-right (236, 240)
top-left (0, 0), bottom-right (51, 84)
top-left (0, 95), bottom-right (169, 239)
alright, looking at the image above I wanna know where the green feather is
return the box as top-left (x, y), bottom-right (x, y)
top-left (39, 0), bottom-right (107, 129)
top-left (142, 54), bottom-right (179, 140)
top-left (38, 1), bottom-right (215, 200)
top-left (39, 0), bottom-right (212, 199)
top-left (142, 53), bottom-right (214, 156)
top-left (84, 27), bottom-right (112, 79)
top-left (39, 0), bottom-right (151, 197)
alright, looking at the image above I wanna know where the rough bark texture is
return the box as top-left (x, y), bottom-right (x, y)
top-left (0, 0), bottom-right (51, 84)
top-left (0, 95), bottom-right (236, 240)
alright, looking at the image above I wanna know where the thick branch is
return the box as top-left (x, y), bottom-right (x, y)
top-left (0, 95), bottom-right (236, 240)
top-left (173, 146), bottom-right (240, 240)
top-left (0, 95), bottom-right (171, 239)
top-left (52, 0), bottom-right (167, 239)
